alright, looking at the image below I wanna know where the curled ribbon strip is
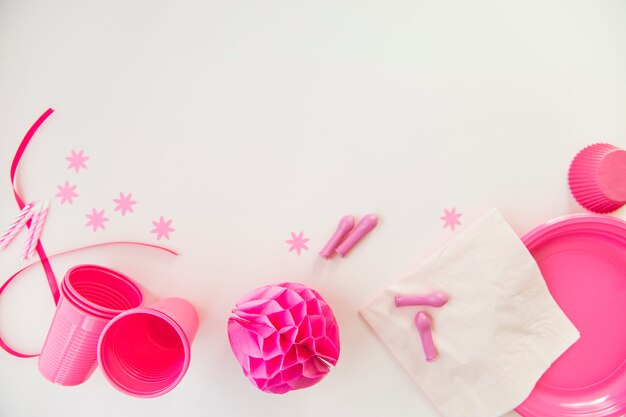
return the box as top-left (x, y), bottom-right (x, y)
top-left (11, 108), bottom-right (59, 303)
top-left (0, 109), bottom-right (177, 358)
top-left (0, 242), bottom-right (177, 357)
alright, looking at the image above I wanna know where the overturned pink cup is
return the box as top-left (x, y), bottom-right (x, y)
top-left (38, 265), bottom-right (143, 386)
top-left (569, 143), bottom-right (626, 213)
top-left (97, 297), bottom-right (199, 398)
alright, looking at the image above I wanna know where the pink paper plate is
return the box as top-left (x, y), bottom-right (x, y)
top-left (516, 214), bottom-right (626, 417)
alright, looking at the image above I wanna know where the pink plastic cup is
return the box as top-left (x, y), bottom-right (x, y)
top-left (60, 283), bottom-right (112, 320)
top-left (38, 265), bottom-right (143, 386)
top-left (64, 265), bottom-right (143, 316)
top-left (61, 280), bottom-right (129, 319)
top-left (97, 297), bottom-right (199, 398)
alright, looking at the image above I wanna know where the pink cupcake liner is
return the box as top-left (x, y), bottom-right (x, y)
top-left (568, 143), bottom-right (626, 213)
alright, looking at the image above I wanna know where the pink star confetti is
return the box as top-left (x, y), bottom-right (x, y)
top-left (55, 181), bottom-right (78, 205)
top-left (66, 149), bottom-right (89, 173)
top-left (85, 208), bottom-right (108, 232)
top-left (113, 192), bottom-right (137, 216)
top-left (440, 207), bottom-right (462, 231)
top-left (285, 231), bottom-right (310, 255)
top-left (151, 216), bottom-right (174, 240)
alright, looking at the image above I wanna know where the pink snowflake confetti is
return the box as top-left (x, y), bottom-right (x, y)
top-left (66, 149), bottom-right (89, 173)
top-left (151, 216), bottom-right (174, 240)
top-left (85, 208), bottom-right (108, 232)
top-left (285, 231), bottom-right (310, 255)
top-left (55, 181), bottom-right (78, 205)
top-left (113, 192), bottom-right (137, 216)
top-left (440, 207), bottom-right (462, 231)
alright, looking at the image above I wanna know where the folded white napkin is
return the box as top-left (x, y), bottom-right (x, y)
top-left (360, 210), bottom-right (579, 417)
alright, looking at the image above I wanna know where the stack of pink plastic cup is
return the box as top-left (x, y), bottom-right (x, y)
top-left (38, 264), bottom-right (199, 397)
top-left (38, 265), bottom-right (143, 386)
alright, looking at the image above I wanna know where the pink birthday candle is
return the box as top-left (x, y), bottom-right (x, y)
top-left (415, 311), bottom-right (438, 362)
top-left (0, 203), bottom-right (35, 251)
top-left (22, 202), bottom-right (48, 260)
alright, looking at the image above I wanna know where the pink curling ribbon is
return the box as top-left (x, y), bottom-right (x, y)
top-left (0, 109), bottom-right (177, 358)
top-left (10, 108), bottom-right (59, 303)
top-left (0, 242), bottom-right (177, 357)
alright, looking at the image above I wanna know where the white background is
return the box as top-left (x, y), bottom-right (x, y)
top-left (0, 1), bottom-right (625, 416)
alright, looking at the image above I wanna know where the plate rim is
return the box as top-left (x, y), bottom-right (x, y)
top-left (516, 214), bottom-right (626, 417)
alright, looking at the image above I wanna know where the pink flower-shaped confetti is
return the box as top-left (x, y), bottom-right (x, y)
top-left (66, 149), bottom-right (89, 173)
top-left (55, 181), bottom-right (78, 204)
top-left (85, 208), bottom-right (108, 232)
top-left (228, 282), bottom-right (340, 394)
top-left (113, 192), bottom-right (136, 216)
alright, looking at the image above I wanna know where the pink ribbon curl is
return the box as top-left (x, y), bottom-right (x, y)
top-left (0, 108), bottom-right (177, 358)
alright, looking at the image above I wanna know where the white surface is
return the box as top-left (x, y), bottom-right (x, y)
top-left (0, 1), bottom-right (625, 416)
top-left (361, 210), bottom-right (579, 417)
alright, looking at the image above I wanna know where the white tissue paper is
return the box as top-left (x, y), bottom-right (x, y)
top-left (360, 209), bottom-right (579, 417)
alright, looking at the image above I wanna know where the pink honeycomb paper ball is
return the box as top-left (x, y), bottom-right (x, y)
top-left (227, 282), bottom-right (340, 394)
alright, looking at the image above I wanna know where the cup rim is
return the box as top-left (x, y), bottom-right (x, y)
top-left (60, 283), bottom-right (115, 320)
top-left (97, 307), bottom-right (192, 398)
top-left (64, 265), bottom-right (143, 315)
